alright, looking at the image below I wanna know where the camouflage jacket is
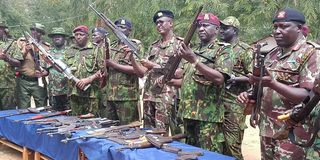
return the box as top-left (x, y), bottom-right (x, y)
top-left (47, 47), bottom-right (68, 96)
top-left (179, 41), bottom-right (235, 123)
top-left (0, 39), bottom-right (17, 88)
top-left (65, 42), bottom-right (104, 98)
top-left (260, 37), bottom-right (320, 138)
top-left (143, 36), bottom-right (183, 104)
top-left (105, 40), bottom-right (142, 101)
top-left (224, 41), bottom-right (253, 113)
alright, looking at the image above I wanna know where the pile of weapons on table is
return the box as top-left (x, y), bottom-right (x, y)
top-left (1, 106), bottom-right (203, 160)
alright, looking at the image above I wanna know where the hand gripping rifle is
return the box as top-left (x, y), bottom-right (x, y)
top-left (248, 43), bottom-right (267, 127)
top-left (273, 79), bottom-right (320, 147)
top-left (151, 5), bottom-right (203, 94)
top-left (89, 4), bottom-right (141, 59)
top-left (24, 32), bottom-right (90, 91)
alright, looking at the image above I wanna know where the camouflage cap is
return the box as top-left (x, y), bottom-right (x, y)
top-left (220, 16), bottom-right (240, 29)
top-left (48, 27), bottom-right (69, 38)
top-left (0, 21), bottom-right (8, 28)
top-left (30, 23), bottom-right (46, 35)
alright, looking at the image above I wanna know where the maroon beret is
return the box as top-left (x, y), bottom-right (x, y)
top-left (73, 25), bottom-right (88, 34)
top-left (197, 13), bottom-right (220, 27)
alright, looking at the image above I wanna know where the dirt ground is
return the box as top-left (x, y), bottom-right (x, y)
top-left (0, 116), bottom-right (260, 160)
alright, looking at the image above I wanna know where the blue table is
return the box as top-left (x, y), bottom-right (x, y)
top-left (0, 110), bottom-right (235, 160)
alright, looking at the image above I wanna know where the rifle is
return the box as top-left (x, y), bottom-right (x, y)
top-left (151, 5), bottom-right (203, 94)
top-left (89, 4), bottom-right (141, 59)
top-left (273, 82), bottom-right (320, 147)
top-left (61, 121), bottom-right (142, 143)
top-left (15, 109), bottom-right (71, 122)
top-left (247, 43), bottom-right (267, 127)
top-left (99, 38), bottom-right (110, 88)
top-left (0, 106), bottom-right (51, 118)
top-left (23, 31), bottom-right (90, 91)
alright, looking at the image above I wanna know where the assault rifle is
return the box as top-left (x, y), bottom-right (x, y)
top-left (24, 32), bottom-right (90, 91)
top-left (15, 109), bottom-right (71, 123)
top-left (248, 43), bottom-right (267, 127)
top-left (61, 121), bottom-right (142, 143)
top-left (151, 5), bottom-right (203, 94)
top-left (89, 4), bottom-right (141, 59)
top-left (0, 106), bottom-right (51, 118)
top-left (273, 80), bottom-right (320, 147)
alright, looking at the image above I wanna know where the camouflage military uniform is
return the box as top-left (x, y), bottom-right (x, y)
top-left (0, 39), bottom-right (17, 109)
top-left (260, 37), bottom-right (320, 160)
top-left (47, 47), bottom-right (69, 111)
top-left (65, 42), bottom-right (104, 116)
top-left (178, 41), bottom-right (235, 152)
top-left (223, 41), bottom-right (252, 159)
top-left (305, 102), bottom-right (320, 160)
top-left (143, 36), bottom-right (183, 133)
top-left (100, 40), bottom-right (142, 124)
top-left (15, 38), bottom-right (49, 108)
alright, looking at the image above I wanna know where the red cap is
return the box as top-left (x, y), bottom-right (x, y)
top-left (197, 13), bottom-right (220, 27)
top-left (302, 25), bottom-right (310, 37)
top-left (73, 25), bottom-right (88, 34)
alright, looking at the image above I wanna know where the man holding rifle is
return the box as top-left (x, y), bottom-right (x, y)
top-left (65, 25), bottom-right (104, 116)
top-left (131, 10), bottom-right (183, 134)
top-left (101, 18), bottom-right (142, 124)
top-left (177, 13), bottom-right (234, 153)
top-left (0, 20), bottom-right (18, 110)
top-left (237, 8), bottom-right (320, 159)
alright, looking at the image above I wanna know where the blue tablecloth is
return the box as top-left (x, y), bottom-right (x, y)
top-left (0, 110), bottom-right (235, 160)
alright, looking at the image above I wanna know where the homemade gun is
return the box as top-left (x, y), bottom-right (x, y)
top-left (15, 109), bottom-right (71, 123)
top-left (0, 106), bottom-right (51, 119)
top-left (24, 32), bottom-right (90, 91)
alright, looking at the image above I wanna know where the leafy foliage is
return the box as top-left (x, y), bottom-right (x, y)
top-left (1, 0), bottom-right (320, 47)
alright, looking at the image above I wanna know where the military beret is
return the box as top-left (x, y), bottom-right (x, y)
top-left (153, 9), bottom-right (174, 23)
top-left (220, 16), bottom-right (240, 29)
top-left (48, 27), bottom-right (69, 38)
top-left (91, 27), bottom-right (108, 35)
top-left (197, 13), bottom-right (220, 27)
top-left (73, 25), bottom-right (88, 34)
top-left (273, 8), bottom-right (305, 24)
top-left (30, 23), bottom-right (46, 35)
top-left (114, 18), bottom-right (132, 29)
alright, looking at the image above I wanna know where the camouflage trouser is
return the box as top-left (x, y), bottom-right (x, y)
top-left (222, 108), bottom-right (247, 159)
top-left (0, 88), bottom-right (17, 110)
top-left (49, 95), bottom-right (69, 111)
top-left (144, 101), bottom-right (182, 134)
top-left (16, 77), bottom-right (47, 108)
top-left (100, 100), bottom-right (139, 125)
top-left (305, 135), bottom-right (320, 160)
top-left (260, 136), bottom-right (306, 160)
top-left (70, 95), bottom-right (99, 116)
top-left (183, 118), bottom-right (224, 153)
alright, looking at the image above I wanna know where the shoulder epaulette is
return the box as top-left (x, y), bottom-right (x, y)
top-left (218, 41), bottom-right (231, 47)
top-left (306, 41), bottom-right (320, 49)
top-left (238, 41), bottom-right (251, 50)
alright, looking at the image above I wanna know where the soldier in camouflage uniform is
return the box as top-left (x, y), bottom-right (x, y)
top-left (92, 27), bottom-right (108, 47)
top-left (0, 21), bottom-right (18, 109)
top-left (219, 16), bottom-right (253, 159)
top-left (237, 8), bottom-right (320, 160)
top-left (131, 10), bottom-right (183, 134)
top-left (100, 18), bottom-right (142, 125)
top-left (178, 13), bottom-right (235, 153)
top-left (14, 23), bottom-right (49, 108)
top-left (65, 25), bottom-right (104, 116)
top-left (46, 27), bottom-right (69, 111)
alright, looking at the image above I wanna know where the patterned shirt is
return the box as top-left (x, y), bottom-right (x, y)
top-left (47, 47), bottom-right (68, 96)
top-left (65, 42), bottom-right (104, 98)
top-left (0, 39), bottom-right (17, 88)
top-left (179, 42), bottom-right (235, 123)
top-left (260, 37), bottom-right (320, 139)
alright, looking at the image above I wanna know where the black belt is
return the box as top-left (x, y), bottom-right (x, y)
top-left (19, 74), bottom-right (38, 82)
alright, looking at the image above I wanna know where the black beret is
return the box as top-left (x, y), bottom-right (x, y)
top-left (153, 9), bottom-right (174, 23)
top-left (114, 18), bottom-right (132, 29)
top-left (273, 8), bottom-right (305, 24)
